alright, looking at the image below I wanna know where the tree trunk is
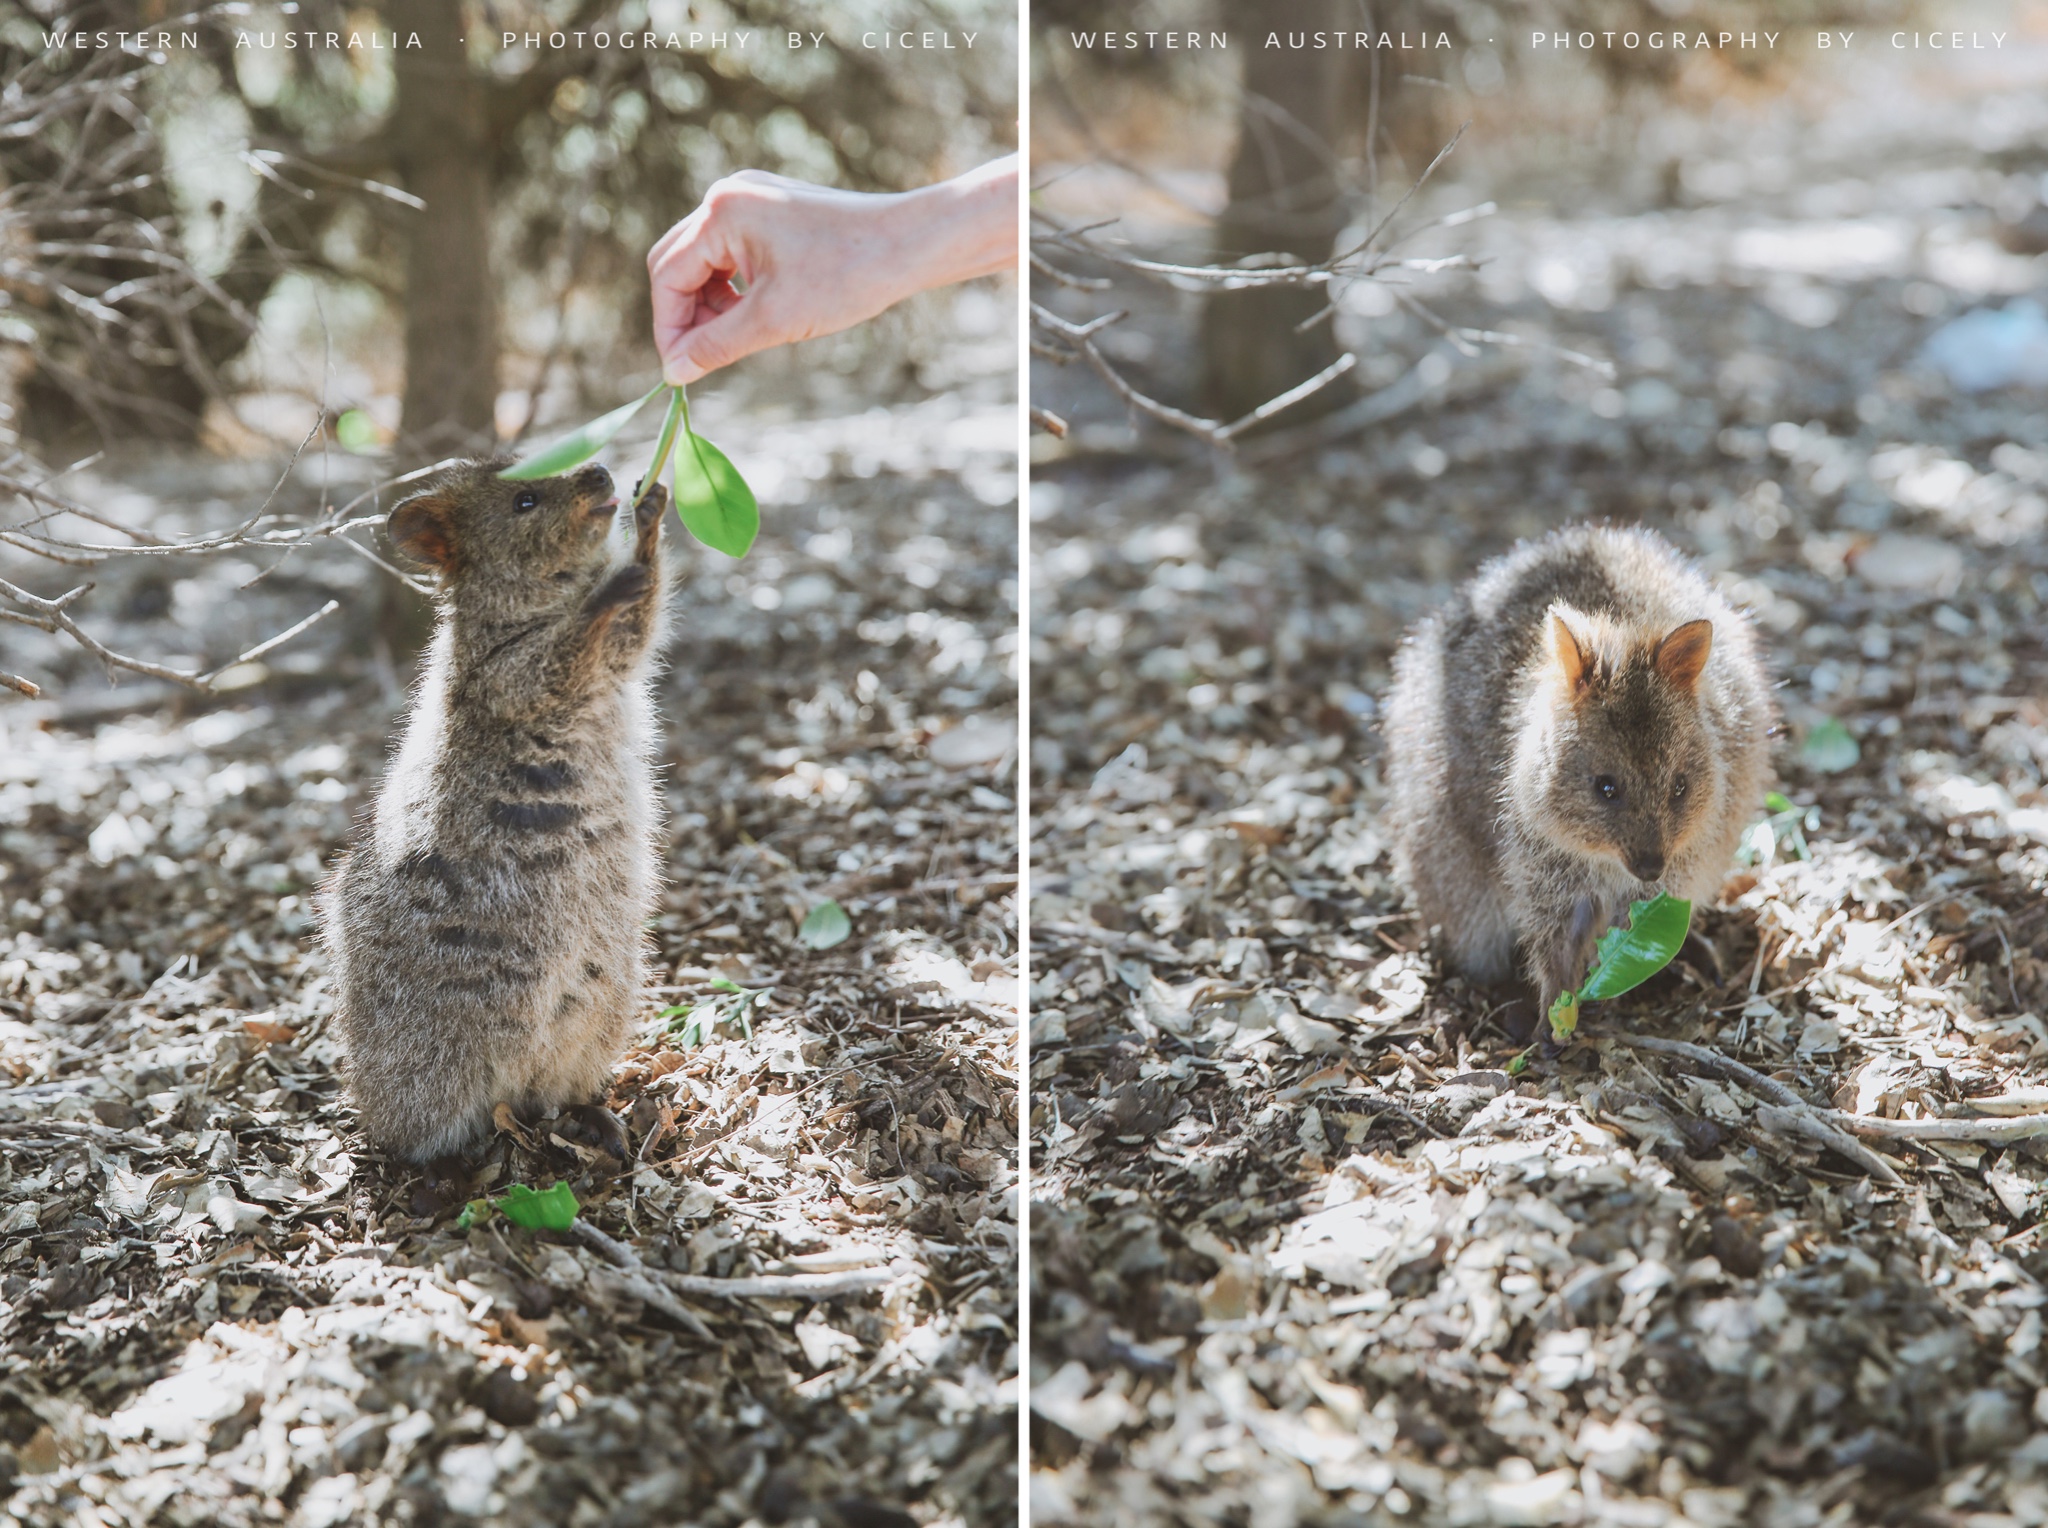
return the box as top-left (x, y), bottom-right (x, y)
top-left (1200, 0), bottom-right (1351, 425)
top-left (389, 0), bottom-right (498, 457)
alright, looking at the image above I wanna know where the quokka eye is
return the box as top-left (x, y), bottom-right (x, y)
top-left (1594, 775), bottom-right (1621, 803)
top-left (1672, 773), bottom-right (1689, 803)
top-left (514, 490), bottom-right (540, 513)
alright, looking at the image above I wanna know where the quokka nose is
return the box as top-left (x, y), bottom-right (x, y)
top-left (1629, 851), bottom-right (1665, 883)
top-left (573, 463), bottom-right (614, 498)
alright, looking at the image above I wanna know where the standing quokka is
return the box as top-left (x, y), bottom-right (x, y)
top-left (324, 459), bottom-right (669, 1162)
top-left (1384, 525), bottom-right (1772, 1012)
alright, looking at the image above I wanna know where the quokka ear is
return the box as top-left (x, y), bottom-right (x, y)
top-left (388, 492), bottom-right (459, 572)
top-left (1547, 608), bottom-right (1593, 695)
top-left (1655, 619), bottom-right (1714, 691)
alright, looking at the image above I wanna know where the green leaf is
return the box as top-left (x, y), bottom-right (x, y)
top-left (1579, 895), bottom-right (1693, 1003)
top-left (709, 976), bottom-right (745, 994)
top-left (1507, 1048), bottom-right (1531, 1075)
top-left (660, 1002), bottom-right (710, 1047)
top-left (798, 899), bottom-right (851, 950)
top-left (1800, 716), bottom-right (1860, 775)
top-left (1548, 989), bottom-right (1579, 1042)
top-left (335, 409), bottom-right (380, 453)
top-left (498, 384), bottom-right (665, 480)
top-left (1765, 791), bottom-right (1795, 814)
top-left (494, 1181), bottom-right (580, 1231)
top-left (671, 399), bottom-right (758, 557)
top-left (455, 1197), bottom-right (492, 1231)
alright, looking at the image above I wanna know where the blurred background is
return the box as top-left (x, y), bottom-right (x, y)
top-left (1, 0), bottom-right (1016, 692)
top-left (1031, 3), bottom-right (2048, 1526)
top-left (9, 0), bottom-right (1014, 457)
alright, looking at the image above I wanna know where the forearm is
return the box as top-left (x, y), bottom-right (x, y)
top-left (886, 154), bottom-right (1018, 300)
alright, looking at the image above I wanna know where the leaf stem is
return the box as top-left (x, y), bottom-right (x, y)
top-left (640, 384), bottom-right (688, 497)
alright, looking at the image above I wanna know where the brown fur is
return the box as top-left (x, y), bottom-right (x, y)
top-left (1384, 525), bottom-right (1773, 1009)
top-left (322, 459), bottom-right (670, 1161)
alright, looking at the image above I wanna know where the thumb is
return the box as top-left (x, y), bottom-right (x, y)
top-left (662, 293), bottom-right (774, 385)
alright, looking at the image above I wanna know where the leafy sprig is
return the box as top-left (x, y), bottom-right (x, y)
top-left (657, 976), bottom-right (771, 1049)
top-left (1546, 893), bottom-right (1693, 1043)
top-left (498, 382), bottom-right (758, 558)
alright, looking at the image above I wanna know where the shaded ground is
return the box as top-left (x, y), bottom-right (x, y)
top-left (0, 393), bottom-right (1019, 1526)
top-left (1028, 43), bottom-right (2048, 1528)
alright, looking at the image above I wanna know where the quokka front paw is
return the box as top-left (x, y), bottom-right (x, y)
top-left (1536, 894), bottom-right (1602, 1009)
top-left (585, 561), bottom-right (651, 616)
top-left (632, 481), bottom-right (667, 559)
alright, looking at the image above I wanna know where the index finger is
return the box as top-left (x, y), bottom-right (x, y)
top-left (647, 208), bottom-right (745, 304)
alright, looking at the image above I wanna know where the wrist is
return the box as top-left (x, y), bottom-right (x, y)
top-left (883, 157), bottom-right (1019, 301)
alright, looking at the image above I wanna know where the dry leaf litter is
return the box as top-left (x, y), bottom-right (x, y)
top-left (1029, 49), bottom-right (2048, 1528)
top-left (0, 393), bottom-right (1018, 1526)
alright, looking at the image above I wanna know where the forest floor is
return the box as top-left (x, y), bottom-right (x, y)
top-left (0, 392), bottom-right (1019, 1526)
top-left (1028, 47), bottom-right (2048, 1528)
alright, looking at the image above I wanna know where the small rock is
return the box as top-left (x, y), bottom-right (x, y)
top-left (927, 718), bottom-right (1012, 769)
top-left (479, 1368), bottom-right (540, 1428)
top-left (1849, 534), bottom-right (1964, 595)
top-left (1708, 1215), bottom-right (1764, 1278)
top-left (1962, 1388), bottom-right (2026, 1458)
top-left (513, 1279), bottom-right (553, 1320)
top-left (536, 1247), bottom-right (584, 1290)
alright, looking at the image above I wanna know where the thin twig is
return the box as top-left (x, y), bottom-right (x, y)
top-left (1031, 303), bottom-right (1355, 448)
top-left (1835, 1113), bottom-right (2048, 1144)
top-left (660, 1264), bottom-right (917, 1301)
top-left (197, 600), bottom-right (342, 684)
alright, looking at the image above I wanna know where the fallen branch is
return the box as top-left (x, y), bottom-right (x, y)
top-left (572, 1208), bottom-right (915, 1305)
top-left (567, 1220), bottom-right (714, 1339)
top-left (1610, 1033), bottom-right (1806, 1108)
top-left (1752, 1104), bottom-right (1907, 1186)
top-left (1613, 1033), bottom-right (2048, 1143)
top-left (1947, 1089), bottom-right (2048, 1117)
top-left (1836, 1113), bottom-right (2048, 1145)
top-left (1611, 1033), bottom-right (1905, 1186)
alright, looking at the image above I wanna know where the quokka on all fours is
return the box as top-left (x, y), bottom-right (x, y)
top-left (321, 460), bottom-right (671, 1163)
top-left (1384, 523), bottom-right (1776, 1014)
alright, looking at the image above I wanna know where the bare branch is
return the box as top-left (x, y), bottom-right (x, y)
top-left (1029, 112), bottom-right (1510, 452)
top-left (1028, 250), bottom-right (1112, 292)
top-left (1212, 354), bottom-right (1358, 443)
top-left (1032, 303), bottom-right (1356, 449)
top-left (197, 600), bottom-right (343, 685)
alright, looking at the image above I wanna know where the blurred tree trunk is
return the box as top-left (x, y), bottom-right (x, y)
top-left (390, 0), bottom-right (498, 456)
top-left (380, 0), bottom-right (492, 664)
top-left (1200, 0), bottom-right (1351, 424)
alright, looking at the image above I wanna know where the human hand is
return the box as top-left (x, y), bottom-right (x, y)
top-left (647, 156), bottom-right (1016, 384)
